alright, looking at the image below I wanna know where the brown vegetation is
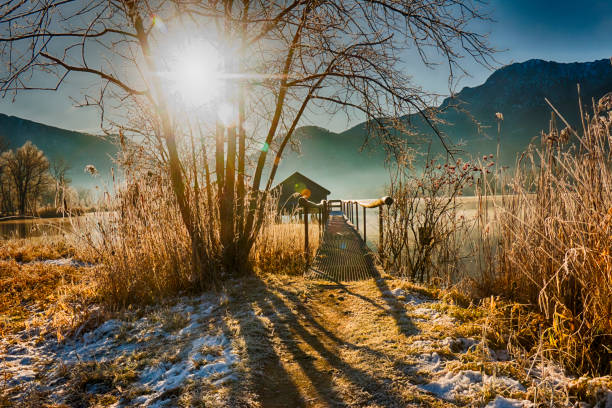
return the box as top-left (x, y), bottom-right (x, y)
top-left (76, 174), bottom-right (318, 307)
top-left (0, 257), bottom-right (98, 337)
top-left (383, 156), bottom-right (480, 284)
top-left (487, 103), bottom-right (612, 375)
top-left (380, 99), bottom-right (612, 376)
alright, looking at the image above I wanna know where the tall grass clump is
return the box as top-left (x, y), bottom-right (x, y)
top-left (79, 175), bottom-right (221, 307)
top-left (490, 98), bottom-right (612, 375)
top-left (78, 168), bottom-right (316, 306)
top-left (254, 201), bottom-right (320, 275)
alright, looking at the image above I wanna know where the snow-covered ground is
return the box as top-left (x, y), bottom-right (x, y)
top-left (1, 292), bottom-right (237, 407)
top-left (2, 279), bottom-right (610, 407)
top-left (383, 286), bottom-right (612, 408)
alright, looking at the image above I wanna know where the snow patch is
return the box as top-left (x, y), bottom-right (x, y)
top-left (42, 258), bottom-right (91, 267)
top-left (414, 352), bottom-right (444, 373)
top-left (420, 370), bottom-right (483, 399)
top-left (420, 370), bottom-right (525, 401)
top-left (385, 288), bottom-right (435, 306)
top-left (1, 292), bottom-right (237, 407)
top-left (485, 396), bottom-right (533, 408)
top-left (441, 337), bottom-right (478, 353)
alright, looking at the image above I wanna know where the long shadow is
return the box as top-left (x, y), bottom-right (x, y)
top-left (275, 284), bottom-right (420, 368)
top-left (225, 263), bottom-right (422, 406)
top-left (371, 273), bottom-right (420, 337)
top-left (320, 218), bottom-right (419, 338)
top-left (342, 223), bottom-right (419, 338)
top-left (225, 281), bottom-right (305, 407)
top-left (306, 270), bottom-right (386, 312)
top-left (256, 280), bottom-right (411, 406)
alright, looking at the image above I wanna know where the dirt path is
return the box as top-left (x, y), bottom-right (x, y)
top-left (227, 274), bottom-right (457, 407)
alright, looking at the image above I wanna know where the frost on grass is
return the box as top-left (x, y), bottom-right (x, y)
top-left (485, 396), bottom-right (533, 408)
top-left (419, 370), bottom-right (525, 401)
top-left (0, 292), bottom-right (237, 406)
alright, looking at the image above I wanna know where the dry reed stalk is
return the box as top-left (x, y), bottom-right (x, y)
top-left (488, 98), bottom-right (612, 375)
top-left (75, 173), bottom-right (317, 306)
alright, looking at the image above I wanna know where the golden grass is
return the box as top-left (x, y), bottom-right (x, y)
top-left (483, 108), bottom-right (612, 376)
top-left (253, 221), bottom-right (320, 275)
top-left (0, 236), bottom-right (77, 262)
top-left (65, 172), bottom-right (321, 307)
top-left (0, 257), bottom-right (99, 338)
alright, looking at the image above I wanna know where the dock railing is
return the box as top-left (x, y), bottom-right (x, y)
top-left (298, 195), bottom-right (393, 263)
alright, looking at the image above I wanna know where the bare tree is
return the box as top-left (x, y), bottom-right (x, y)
top-left (0, 142), bottom-right (51, 215)
top-left (0, 1), bottom-right (495, 280)
top-left (50, 156), bottom-right (72, 209)
top-left (0, 135), bottom-right (10, 214)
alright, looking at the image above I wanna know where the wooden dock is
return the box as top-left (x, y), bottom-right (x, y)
top-left (305, 211), bottom-right (378, 281)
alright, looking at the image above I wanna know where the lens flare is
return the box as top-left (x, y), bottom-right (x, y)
top-left (161, 40), bottom-right (224, 108)
top-left (217, 102), bottom-right (237, 127)
top-left (151, 15), bottom-right (167, 33)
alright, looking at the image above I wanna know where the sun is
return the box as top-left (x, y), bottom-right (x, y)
top-left (163, 40), bottom-right (225, 108)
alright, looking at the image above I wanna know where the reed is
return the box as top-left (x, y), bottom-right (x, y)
top-left (381, 95), bottom-right (611, 376)
top-left (487, 101), bottom-right (612, 375)
top-left (75, 174), bottom-right (314, 307)
top-left (253, 204), bottom-right (320, 275)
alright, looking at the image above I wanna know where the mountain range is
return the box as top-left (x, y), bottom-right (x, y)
top-left (1, 58), bottom-right (611, 198)
top-left (274, 58), bottom-right (612, 197)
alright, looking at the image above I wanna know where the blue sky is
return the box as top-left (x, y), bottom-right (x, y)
top-left (1, 0), bottom-right (611, 134)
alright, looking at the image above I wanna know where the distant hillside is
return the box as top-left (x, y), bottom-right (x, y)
top-left (0, 113), bottom-right (117, 188)
top-left (1, 59), bottom-right (611, 198)
top-left (274, 58), bottom-right (612, 197)
top-left (270, 125), bottom-right (391, 199)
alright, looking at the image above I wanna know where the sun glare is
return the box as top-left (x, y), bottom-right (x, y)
top-left (164, 40), bottom-right (225, 108)
top-left (217, 102), bottom-right (237, 127)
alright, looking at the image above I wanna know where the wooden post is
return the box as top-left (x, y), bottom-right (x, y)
top-left (355, 202), bottom-right (359, 229)
top-left (322, 201), bottom-right (326, 227)
top-left (304, 206), bottom-right (309, 262)
top-left (363, 206), bottom-right (366, 244)
top-left (379, 206), bottom-right (384, 258)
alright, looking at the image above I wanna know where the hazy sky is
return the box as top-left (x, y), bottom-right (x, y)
top-left (1, 0), bottom-right (611, 134)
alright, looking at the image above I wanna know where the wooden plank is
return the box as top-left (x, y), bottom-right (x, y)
top-left (305, 213), bottom-right (378, 281)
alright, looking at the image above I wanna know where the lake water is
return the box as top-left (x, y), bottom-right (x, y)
top-left (0, 218), bottom-right (72, 239)
top-left (0, 217), bottom-right (77, 239)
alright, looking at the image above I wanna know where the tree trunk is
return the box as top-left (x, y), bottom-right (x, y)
top-left (221, 123), bottom-right (236, 272)
top-left (130, 5), bottom-right (212, 287)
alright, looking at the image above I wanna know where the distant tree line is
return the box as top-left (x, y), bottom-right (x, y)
top-left (0, 137), bottom-right (91, 216)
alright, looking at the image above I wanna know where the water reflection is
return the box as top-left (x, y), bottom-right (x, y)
top-left (0, 217), bottom-right (75, 239)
